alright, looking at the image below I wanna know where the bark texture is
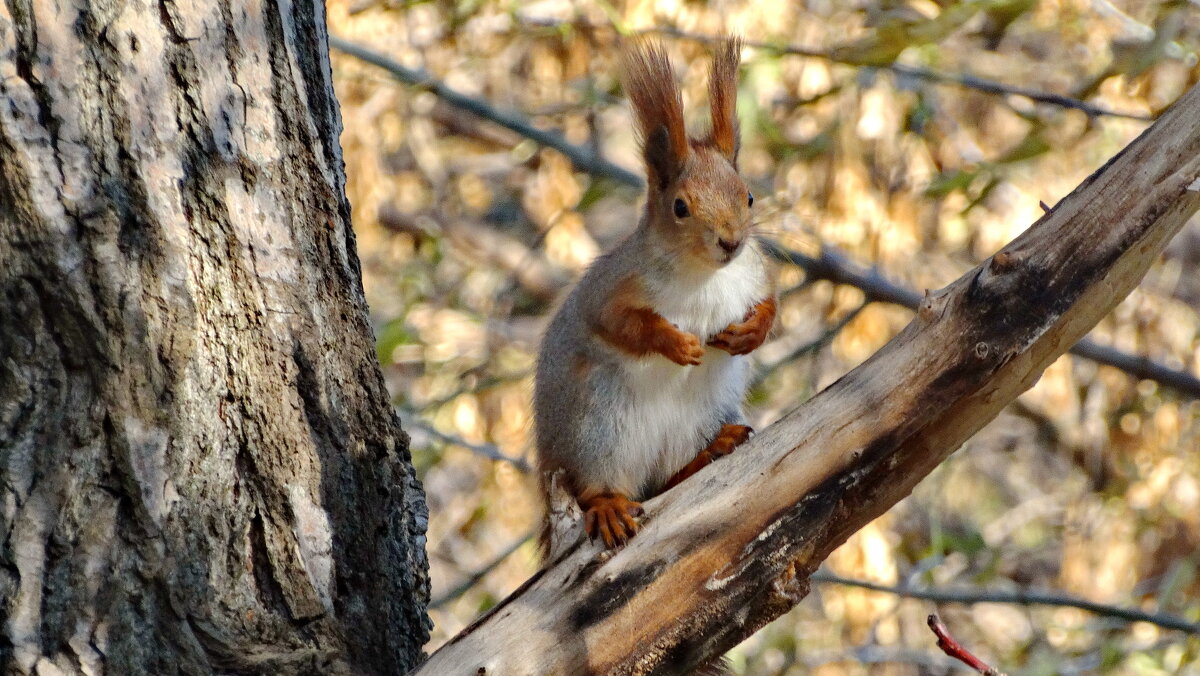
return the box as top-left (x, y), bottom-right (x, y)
top-left (415, 83), bottom-right (1200, 675)
top-left (0, 2), bottom-right (429, 674)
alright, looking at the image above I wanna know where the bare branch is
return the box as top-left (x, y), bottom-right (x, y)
top-left (328, 36), bottom-right (643, 188)
top-left (433, 547), bottom-right (1200, 635)
top-left (811, 571), bottom-right (1200, 634)
top-left (1067, 338), bottom-right (1200, 398)
top-left (413, 84), bottom-right (1200, 675)
top-left (927, 613), bottom-right (1007, 676)
top-left (754, 302), bottom-right (868, 387)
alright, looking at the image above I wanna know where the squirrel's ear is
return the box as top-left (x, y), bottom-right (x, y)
top-left (622, 41), bottom-right (689, 190)
top-left (707, 37), bottom-right (742, 163)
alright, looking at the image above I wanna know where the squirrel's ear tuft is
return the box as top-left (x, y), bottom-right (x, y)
top-left (622, 41), bottom-right (689, 190)
top-left (707, 36), bottom-right (742, 163)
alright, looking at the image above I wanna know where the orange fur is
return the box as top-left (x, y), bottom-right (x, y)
top-left (707, 37), bottom-right (742, 161)
top-left (663, 424), bottom-right (753, 490)
top-left (594, 276), bottom-right (706, 365)
top-left (708, 295), bottom-right (776, 355)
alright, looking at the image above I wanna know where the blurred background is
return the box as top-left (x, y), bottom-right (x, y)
top-left (327, 1), bottom-right (1200, 673)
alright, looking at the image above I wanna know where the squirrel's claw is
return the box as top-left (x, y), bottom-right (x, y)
top-left (708, 324), bottom-right (763, 355)
top-left (581, 493), bottom-right (644, 548)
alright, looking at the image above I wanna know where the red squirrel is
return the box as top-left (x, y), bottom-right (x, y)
top-left (535, 38), bottom-right (776, 548)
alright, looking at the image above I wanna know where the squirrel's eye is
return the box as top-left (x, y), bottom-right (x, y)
top-left (747, 191), bottom-right (755, 208)
top-left (673, 198), bottom-right (690, 218)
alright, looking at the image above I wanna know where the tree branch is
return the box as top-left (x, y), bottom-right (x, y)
top-left (412, 83), bottom-right (1200, 675)
top-left (754, 302), bottom-right (869, 387)
top-left (331, 36), bottom-right (1200, 400)
top-left (328, 36), bottom-right (642, 187)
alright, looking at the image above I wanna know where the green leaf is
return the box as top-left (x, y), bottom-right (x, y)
top-left (925, 169), bottom-right (978, 198)
top-left (375, 317), bottom-right (419, 364)
top-left (996, 131), bottom-right (1051, 164)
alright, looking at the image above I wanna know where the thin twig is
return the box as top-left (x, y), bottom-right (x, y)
top-left (413, 370), bottom-right (533, 414)
top-left (927, 613), bottom-right (1007, 676)
top-left (754, 301), bottom-right (869, 387)
top-left (519, 19), bottom-right (1153, 122)
top-left (430, 531), bottom-right (535, 609)
top-left (398, 409), bottom-right (532, 472)
top-left (812, 571), bottom-right (1200, 635)
top-left (331, 36), bottom-right (1200, 399)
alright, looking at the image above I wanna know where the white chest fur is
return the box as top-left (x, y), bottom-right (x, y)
top-left (648, 251), bottom-right (764, 340)
top-left (605, 250), bottom-right (764, 497)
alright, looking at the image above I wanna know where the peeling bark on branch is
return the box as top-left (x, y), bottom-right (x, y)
top-left (0, 3), bottom-right (428, 674)
top-left (415, 83), bottom-right (1200, 675)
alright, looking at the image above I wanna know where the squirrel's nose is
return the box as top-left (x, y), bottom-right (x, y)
top-left (718, 237), bottom-right (742, 254)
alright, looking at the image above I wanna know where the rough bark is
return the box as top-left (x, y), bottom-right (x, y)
top-left (414, 84), bottom-right (1200, 675)
top-left (0, 2), bottom-right (429, 674)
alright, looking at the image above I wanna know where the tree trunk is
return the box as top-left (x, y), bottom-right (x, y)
top-left (0, 2), bottom-right (429, 674)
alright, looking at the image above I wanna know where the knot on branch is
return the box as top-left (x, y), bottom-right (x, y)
top-left (974, 342), bottom-right (990, 359)
top-left (917, 288), bottom-right (950, 323)
top-left (989, 250), bottom-right (1020, 273)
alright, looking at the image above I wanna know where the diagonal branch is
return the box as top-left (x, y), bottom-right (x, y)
top-left (328, 36), bottom-right (642, 187)
top-left (430, 532), bottom-right (536, 609)
top-left (331, 36), bottom-right (1200, 400)
top-left (412, 82), bottom-right (1200, 675)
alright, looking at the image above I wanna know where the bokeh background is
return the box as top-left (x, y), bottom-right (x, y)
top-left (327, 1), bottom-right (1200, 673)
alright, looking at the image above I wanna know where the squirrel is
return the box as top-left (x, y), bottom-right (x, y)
top-left (534, 37), bottom-right (776, 549)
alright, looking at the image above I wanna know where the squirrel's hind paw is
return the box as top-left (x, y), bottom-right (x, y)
top-left (663, 423), bottom-right (753, 490)
top-left (582, 493), bottom-right (644, 548)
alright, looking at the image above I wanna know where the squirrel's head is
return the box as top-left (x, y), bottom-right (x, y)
top-left (622, 38), bottom-right (753, 268)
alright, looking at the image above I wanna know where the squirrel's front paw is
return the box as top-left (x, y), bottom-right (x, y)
top-left (661, 330), bottom-right (705, 366)
top-left (581, 493), bottom-right (644, 548)
top-left (708, 298), bottom-right (776, 355)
